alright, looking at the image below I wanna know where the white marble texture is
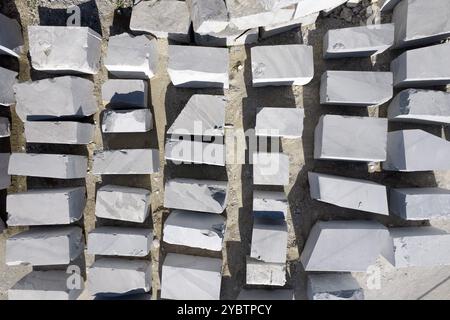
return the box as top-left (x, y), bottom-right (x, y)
top-left (25, 121), bottom-right (94, 145)
top-left (0, 67), bottom-right (17, 106)
top-left (102, 109), bottom-right (153, 133)
top-left (93, 149), bottom-right (160, 175)
top-left (256, 107), bottom-right (304, 138)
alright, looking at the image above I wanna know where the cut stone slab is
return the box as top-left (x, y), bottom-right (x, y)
top-left (320, 71), bottom-right (393, 106)
top-left (251, 217), bottom-right (288, 263)
top-left (165, 139), bottom-right (225, 166)
top-left (307, 273), bottom-right (364, 300)
top-left (88, 258), bottom-right (152, 296)
top-left (161, 253), bottom-right (222, 300)
top-left (0, 117), bottom-right (10, 137)
top-left (253, 152), bottom-right (289, 186)
top-left (102, 109), bottom-right (153, 133)
top-left (8, 271), bottom-right (83, 300)
top-left (237, 288), bottom-right (294, 300)
top-left (389, 227), bottom-right (450, 268)
top-left (314, 115), bottom-right (388, 162)
top-left (167, 95), bottom-right (226, 137)
top-left (163, 210), bottom-right (225, 251)
top-left (255, 107), bottom-right (304, 138)
top-left (0, 13), bottom-right (24, 58)
top-left (8, 153), bottom-right (87, 179)
top-left (390, 187), bottom-right (450, 221)
top-left (7, 187), bottom-right (86, 226)
top-left (260, 12), bottom-right (319, 39)
top-left (391, 42), bottom-right (450, 88)
top-left (6, 226), bottom-right (84, 266)
top-left (252, 45), bottom-right (314, 87)
top-left (105, 33), bottom-right (158, 79)
top-left (25, 121), bottom-right (94, 145)
top-left (130, 1), bottom-right (191, 43)
top-left (300, 220), bottom-right (391, 272)
top-left (0, 153), bottom-right (10, 190)
top-left (246, 257), bottom-right (286, 286)
top-left (102, 79), bottom-right (148, 109)
top-left (308, 172), bottom-right (389, 215)
top-left (87, 227), bottom-right (152, 257)
top-left (14, 76), bottom-right (97, 122)
top-left (323, 24), bottom-right (394, 58)
top-left (189, 0), bottom-right (228, 34)
top-left (95, 185), bottom-right (151, 223)
top-left (28, 26), bottom-right (101, 74)
top-left (387, 89), bottom-right (450, 124)
top-left (164, 178), bottom-right (228, 214)
top-left (253, 190), bottom-right (288, 220)
top-left (294, 0), bottom-right (347, 18)
top-left (393, 0), bottom-right (450, 49)
top-left (194, 26), bottom-right (259, 47)
top-left (0, 67), bottom-right (18, 106)
top-left (383, 130), bottom-right (450, 172)
top-left (92, 149), bottom-right (160, 175)
top-left (168, 45), bottom-right (229, 89)
top-left (379, 0), bottom-right (402, 11)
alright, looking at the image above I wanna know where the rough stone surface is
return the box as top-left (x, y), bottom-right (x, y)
top-left (165, 139), bottom-right (225, 166)
top-left (294, 0), bottom-right (348, 18)
top-left (251, 217), bottom-right (288, 263)
top-left (253, 152), bottom-right (289, 186)
top-left (168, 45), bottom-right (229, 89)
top-left (8, 153), bottom-right (88, 179)
top-left (92, 149), bottom-right (160, 175)
top-left (0, 117), bottom-right (10, 137)
top-left (253, 190), bottom-right (288, 220)
top-left (163, 210), bottom-right (226, 251)
top-left (102, 79), bottom-right (148, 109)
top-left (7, 187), bottom-right (86, 226)
top-left (252, 45), bottom-right (314, 87)
top-left (256, 107), bottom-right (304, 138)
top-left (102, 109), bottom-right (153, 133)
top-left (0, 153), bottom-right (10, 190)
top-left (164, 178), bottom-right (228, 214)
top-left (95, 185), bottom-right (151, 223)
top-left (0, 13), bottom-right (23, 57)
top-left (161, 253), bottom-right (222, 300)
top-left (25, 121), bottom-right (94, 145)
top-left (14, 76), bottom-right (97, 122)
top-left (189, 0), bottom-right (229, 34)
top-left (194, 26), bottom-right (259, 47)
top-left (307, 273), bottom-right (364, 300)
top-left (308, 172), bottom-right (389, 215)
top-left (314, 115), bottom-right (388, 162)
top-left (6, 226), bottom-right (84, 266)
top-left (104, 33), bottom-right (158, 79)
top-left (28, 26), bottom-right (101, 74)
top-left (237, 288), bottom-right (294, 300)
top-left (246, 257), bottom-right (286, 286)
top-left (0, 67), bottom-right (17, 106)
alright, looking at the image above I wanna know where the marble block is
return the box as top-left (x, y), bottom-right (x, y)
top-left (93, 149), bottom-right (160, 175)
top-left (0, 67), bottom-right (18, 106)
top-left (253, 152), bottom-right (289, 186)
top-left (102, 79), bottom-right (148, 108)
top-left (102, 109), bottom-right (153, 133)
top-left (0, 13), bottom-right (23, 57)
top-left (25, 121), bottom-right (94, 145)
top-left (307, 273), bottom-right (364, 300)
top-left (246, 257), bottom-right (286, 286)
top-left (250, 217), bottom-right (288, 263)
top-left (0, 153), bottom-right (10, 189)
top-left (165, 139), bottom-right (225, 166)
top-left (256, 107), bottom-right (304, 138)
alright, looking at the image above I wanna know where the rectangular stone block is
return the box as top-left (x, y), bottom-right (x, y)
top-left (165, 139), bottom-right (225, 166)
top-left (0, 67), bottom-right (17, 106)
top-left (130, 0), bottom-right (191, 43)
top-left (105, 33), bottom-right (157, 79)
top-left (6, 226), bottom-right (84, 266)
top-left (256, 107), bottom-right (304, 138)
top-left (8, 153), bottom-right (87, 179)
top-left (163, 210), bottom-right (226, 251)
top-left (168, 45), bottom-right (229, 89)
top-left (189, 0), bottom-right (228, 34)
top-left (308, 172), bottom-right (389, 215)
top-left (253, 152), bottom-right (289, 186)
top-left (251, 217), bottom-right (288, 263)
top-left (161, 253), bottom-right (222, 300)
top-left (260, 12), bottom-right (319, 39)
top-left (25, 121), bottom-right (94, 145)
top-left (391, 42), bottom-right (450, 88)
top-left (307, 273), bottom-right (364, 300)
top-left (253, 190), bottom-right (288, 220)
top-left (0, 13), bottom-right (23, 58)
top-left (88, 258), bottom-right (152, 296)
top-left (0, 153), bottom-right (10, 189)
top-left (323, 24), bottom-right (394, 58)
top-left (194, 26), bottom-right (259, 47)
top-left (390, 188), bottom-right (450, 220)
top-left (28, 26), bottom-right (101, 74)
top-left (0, 117), bottom-right (10, 137)
top-left (383, 130), bottom-right (450, 172)
top-left (88, 227), bottom-right (152, 257)
top-left (237, 288), bottom-right (294, 300)
top-left (102, 109), bottom-right (153, 133)
top-left (314, 115), bottom-right (388, 162)
top-left (294, 0), bottom-right (347, 18)
top-left (14, 76), bottom-right (97, 122)
top-left (379, 0), bottom-right (402, 11)
top-left (92, 149), bottom-right (160, 175)
top-left (320, 71), bottom-right (393, 106)
top-left (102, 79), bottom-right (148, 108)
top-left (246, 257), bottom-right (286, 286)
top-left (251, 45), bottom-right (314, 87)
top-left (8, 271), bottom-right (83, 300)
top-left (7, 187), bottom-right (86, 226)
top-left (95, 185), bottom-right (151, 223)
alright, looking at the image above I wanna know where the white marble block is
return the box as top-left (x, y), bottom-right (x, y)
top-left (0, 67), bottom-right (18, 106)
top-left (260, 12), bottom-right (319, 39)
top-left (165, 139), bottom-right (225, 166)
top-left (0, 153), bottom-right (10, 190)
top-left (251, 45), bottom-right (314, 87)
top-left (6, 226), bottom-right (84, 266)
top-left (168, 45), bottom-right (229, 89)
top-left (0, 117), bottom-right (10, 137)
top-left (102, 79), bottom-right (148, 108)
top-left (0, 13), bottom-right (23, 58)
top-left (314, 115), bottom-right (388, 162)
top-left (383, 130), bottom-right (450, 172)
top-left (105, 33), bottom-right (158, 79)
top-left (88, 227), bottom-right (153, 257)
top-left (253, 152), bottom-right (289, 186)
top-left (25, 121), bottom-right (94, 145)
top-left (7, 187), bottom-right (86, 226)
top-left (379, 0), bottom-right (402, 11)
top-left (308, 172), bottom-right (389, 215)
top-left (28, 26), bottom-right (101, 74)
top-left (194, 26), bottom-right (259, 47)
top-left (93, 149), bottom-right (160, 175)
top-left (161, 253), bottom-right (222, 300)
top-left (163, 210), bottom-right (225, 251)
top-left (251, 217), bottom-right (288, 263)
top-left (253, 190), bottom-right (288, 220)
top-left (294, 0), bottom-right (348, 18)
top-left (189, 0), bottom-right (228, 34)
top-left (14, 76), bottom-right (97, 122)
top-left (246, 257), bottom-right (286, 286)
top-left (164, 178), bottom-right (228, 214)
top-left (307, 273), bottom-right (364, 300)
top-left (95, 185), bottom-right (151, 223)
top-left (256, 107), bottom-right (304, 138)
top-left (102, 109), bottom-right (153, 133)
